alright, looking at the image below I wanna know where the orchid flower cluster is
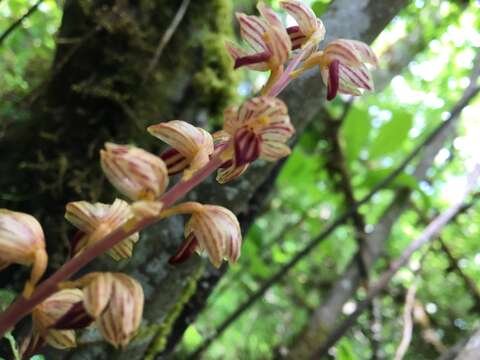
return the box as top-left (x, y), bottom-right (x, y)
top-left (0, 1), bottom-right (377, 356)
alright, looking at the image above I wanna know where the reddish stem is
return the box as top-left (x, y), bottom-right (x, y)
top-left (0, 152), bottom-right (225, 337)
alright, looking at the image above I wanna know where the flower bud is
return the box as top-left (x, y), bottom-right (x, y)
top-left (169, 203), bottom-right (242, 268)
top-left (0, 209), bottom-right (48, 296)
top-left (76, 272), bottom-right (144, 348)
top-left (100, 143), bottom-right (169, 200)
top-left (65, 199), bottom-right (139, 261)
top-left (31, 289), bottom-right (84, 349)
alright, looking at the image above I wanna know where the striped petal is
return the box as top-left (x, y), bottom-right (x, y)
top-left (82, 272), bottom-right (113, 318)
top-left (159, 148), bottom-right (190, 176)
top-left (96, 273), bottom-right (144, 348)
top-left (185, 205), bottom-right (242, 267)
top-left (101, 143), bottom-right (169, 200)
top-left (0, 210), bottom-right (47, 296)
top-left (76, 272), bottom-right (144, 349)
top-left (321, 61), bottom-right (373, 99)
top-left (225, 41), bottom-right (270, 71)
top-left (148, 121), bottom-right (214, 179)
top-left (32, 289), bottom-right (84, 349)
top-left (237, 12), bottom-right (269, 52)
top-left (287, 25), bottom-right (307, 50)
top-left (0, 210), bottom-right (45, 264)
top-left (324, 39), bottom-right (378, 68)
top-left (280, 0), bottom-right (325, 43)
top-left (234, 127), bottom-right (261, 166)
top-left (147, 120), bottom-right (204, 159)
top-left (216, 162), bottom-right (249, 184)
top-left (65, 199), bottom-right (139, 261)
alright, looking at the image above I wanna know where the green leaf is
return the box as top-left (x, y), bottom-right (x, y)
top-left (311, 1), bottom-right (331, 16)
top-left (369, 110), bottom-right (413, 158)
top-left (362, 168), bottom-right (419, 190)
top-left (339, 106), bottom-right (371, 162)
top-left (0, 289), bottom-right (16, 311)
top-left (337, 338), bottom-right (358, 360)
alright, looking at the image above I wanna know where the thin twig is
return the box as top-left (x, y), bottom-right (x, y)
top-left (144, 0), bottom-right (191, 79)
top-left (0, 0), bottom-right (43, 45)
top-left (394, 282), bottom-right (418, 360)
top-left (311, 164), bottom-right (480, 359)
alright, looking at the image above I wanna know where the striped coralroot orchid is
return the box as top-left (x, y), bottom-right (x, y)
top-left (225, 2), bottom-right (291, 92)
top-left (147, 120), bottom-right (214, 180)
top-left (100, 143), bottom-right (169, 201)
top-left (0, 210), bottom-right (48, 297)
top-left (29, 289), bottom-right (84, 351)
top-left (65, 199), bottom-right (140, 261)
top-left (166, 202), bottom-right (241, 268)
top-left (214, 96), bottom-right (294, 183)
top-left (74, 272), bottom-right (144, 348)
top-left (280, 0), bottom-right (325, 51)
top-left (292, 39), bottom-right (378, 100)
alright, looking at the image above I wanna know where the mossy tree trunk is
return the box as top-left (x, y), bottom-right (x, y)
top-left (0, 0), bottom-right (408, 359)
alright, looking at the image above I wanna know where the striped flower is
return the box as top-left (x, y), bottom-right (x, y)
top-left (30, 289), bottom-right (84, 350)
top-left (65, 199), bottom-right (140, 261)
top-left (75, 272), bottom-right (144, 349)
top-left (226, 2), bottom-right (291, 91)
top-left (292, 39), bottom-right (378, 100)
top-left (215, 96), bottom-right (294, 183)
top-left (100, 143), bottom-right (169, 201)
top-left (0, 209), bottom-right (47, 297)
top-left (147, 120), bottom-right (214, 180)
top-left (169, 203), bottom-right (241, 268)
top-left (280, 0), bottom-right (325, 50)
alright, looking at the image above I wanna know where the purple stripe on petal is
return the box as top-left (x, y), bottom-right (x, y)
top-left (169, 234), bottom-right (199, 265)
top-left (53, 301), bottom-right (94, 330)
top-left (287, 25), bottom-right (300, 34)
top-left (234, 128), bottom-right (260, 166)
top-left (327, 60), bottom-right (340, 101)
top-left (234, 51), bottom-right (270, 69)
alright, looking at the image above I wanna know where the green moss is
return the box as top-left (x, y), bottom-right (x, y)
top-left (189, 0), bottom-right (238, 122)
top-left (136, 265), bottom-right (205, 359)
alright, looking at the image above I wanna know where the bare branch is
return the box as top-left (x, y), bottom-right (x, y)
top-left (394, 282), bottom-right (418, 360)
top-left (0, 0), bottom-right (43, 46)
top-left (144, 0), bottom-right (191, 79)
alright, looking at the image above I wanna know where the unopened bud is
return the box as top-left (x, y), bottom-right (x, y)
top-left (75, 272), bottom-right (144, 348)
top-left (0, 209), bottom-right (48, 297)
top-left (100, 143), bottom-right (169, 200)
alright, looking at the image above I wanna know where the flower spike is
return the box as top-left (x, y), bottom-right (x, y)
top-left (280, 0), bottom-right (325, 50)
top-left (101, 143), bottom-right (169, 200)
top-left (74, 272), bottom-right (144, 348)
top-left (147, 120), bottom-right (214, 180)
top-left (65, 199), bottom-right (140, 261)
top-left (215, 96), bottom-right (294, 183)
top-left (226, 2), bottom-right (291, 94)
top-left (0, 209), bottom-right (48, 297)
